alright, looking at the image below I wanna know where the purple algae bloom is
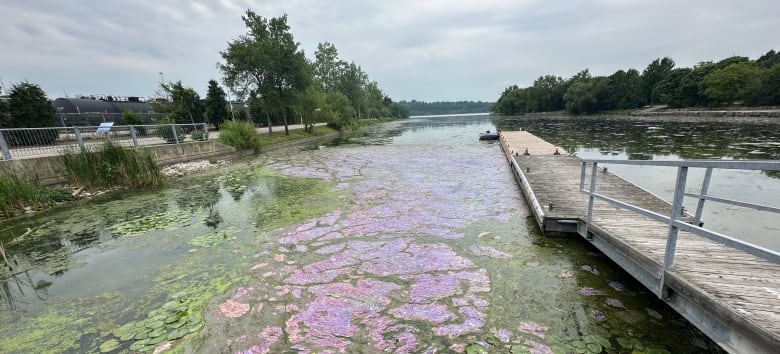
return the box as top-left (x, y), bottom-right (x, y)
top-left (592, 310), bottom-right (606, 321)
top-left (579, 287), bottom-right (605, 296)
top-left (605, 298), bottom-right (626, 309)
top-left (581, 265), bottom-right (600, 275)
top-left (608, 281), bottom-right (628, 292)
top-left (518, 321), bottom-right (547, 339)
top-left (524, 340), bottom-right (553, 354)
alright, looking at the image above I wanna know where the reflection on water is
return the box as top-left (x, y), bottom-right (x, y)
top-left (0, 115), bottom-right (729, 353)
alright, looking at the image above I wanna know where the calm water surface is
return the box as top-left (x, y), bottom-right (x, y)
top-left (496, 115), bottom-right (780, 251)
top-left (0, 115), bottom-right (728, 353)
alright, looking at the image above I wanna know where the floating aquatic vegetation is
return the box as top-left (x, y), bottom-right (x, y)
top-left (109, 299), bottom-right (202, 352)
top-left (605, 298), bottom-right (626, 309)
top-left (189, 227), bottom-right (239, 248)
top-left (469, 243), bottom-right (513, 259)
top-left (109, 210), bottom-right (194, 237)
top-left (518, 321), bottom-right (547, 339)
top-left (234, 326), bottom-right (283, 354)
top-left (578, 287), bottom-right (605, 296)
top-left (592, 310), bottom-right (606, 321)
top-left (567, 335), bottom-right (611, 354)
top-left (389, 304), bottom-right (457, 323)
top-left (492, 327), bottom-right (513, 343)
top-left (558, 269), bottom-right (574, 278)
top-left (616, 337), bottom-right (643, 350)
top-left (465, 342), bottom-right (489, 354)
top-left (608, 281), bottom-right (628, 292)
top-left (220, 299), bottom-right (250, 318)
top-left (581, 265), bottom-right (599, 275)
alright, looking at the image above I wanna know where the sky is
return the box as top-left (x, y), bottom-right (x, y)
top-left (1, 0), bottom-right (778, 102)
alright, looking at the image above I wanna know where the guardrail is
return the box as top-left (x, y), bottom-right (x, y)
top-left (0, 123), bottom-right (209, 160)
top-left (578, 159), bottom-right (780, 296)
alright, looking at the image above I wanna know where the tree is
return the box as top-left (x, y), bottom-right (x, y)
top-left (220, 11), bottom-right (310, 135)
top-left (313, 42), bottom-right (344, 92)
top-left (204, 79), bottom-right (230, 129)
top-left (702, 62), bottom-right (759, 105)
top-left (335, 62), bottom-right (369, 119)
top-left (155, 81), bottom-right (204, 124)
top-left (641, 57), bottom-right (675, 104)
top-left (754, 63), bottom-right (780, 105)
top-left (6, 82), bottom-right (56, 128)
top-left (564, 77), bottom-right (609, 114)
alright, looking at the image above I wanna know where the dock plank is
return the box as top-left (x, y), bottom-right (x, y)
top-left (500, 130), bottom-right (780, 353)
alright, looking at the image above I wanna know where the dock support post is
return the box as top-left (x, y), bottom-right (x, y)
top-left (693, 167), bottom-right (713, 226)
top-left (661, 166), bottom-right (688, 297)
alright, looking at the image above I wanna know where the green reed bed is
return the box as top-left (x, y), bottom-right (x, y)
top-left (61, 142), bottom-right (165, 190)
top-left (0, 170), bottom-right (71, 217)
top-left (217, 120), bottom-right (262, 151)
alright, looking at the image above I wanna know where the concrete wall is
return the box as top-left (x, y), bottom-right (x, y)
top-left (0, 141), bottom-right (236, 186)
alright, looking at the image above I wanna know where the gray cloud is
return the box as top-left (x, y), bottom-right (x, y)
top-left (1, 0), bottom-right (777, 101)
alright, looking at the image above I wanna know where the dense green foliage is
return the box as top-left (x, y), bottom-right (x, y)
top-left (2, 82), bottom-right (56, 128)
top-left (61, 142), bottom-right (165, 190)
top-left (204, 79), bottom-right (230, 129)
top-left (154, 81), bottom-right (204, 124)
top-left (493, 50), bottom-right (780, 115)
top-left (121, 109), bottom-right (143, 125)
top-left (217, 120), bottom-right (262, 151)
top-left (0, 169), bottom-right (71, 217)
top-left (398, 100), bottom-right (492, 116)
top-left (219, 11), bottom-right (408, 133)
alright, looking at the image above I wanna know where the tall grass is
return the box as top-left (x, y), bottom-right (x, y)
top-left (0, 169), bottom-right (71, 217)
top-left (218, 120), bottom-right (261, 151)
top-left (61, 142), bottom-right (165, 190)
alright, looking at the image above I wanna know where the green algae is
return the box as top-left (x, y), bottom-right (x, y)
top-left (109, 210), bottom-right (196, 237)
top-left (188, 227), bottom-right (239, 248)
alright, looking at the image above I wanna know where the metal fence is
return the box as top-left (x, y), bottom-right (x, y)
top-left (0, 123), bottom-right (209, 160)
top-left (578, 159), bottom-right (780, 294)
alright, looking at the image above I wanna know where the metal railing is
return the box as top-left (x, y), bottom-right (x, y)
top-left (578, 159), bottom-right (780, 294)
top-left (0, 123), bottom-right (208, 160)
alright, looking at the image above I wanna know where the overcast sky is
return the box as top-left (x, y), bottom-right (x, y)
top-left (1, 0), bottom-right (778, 102)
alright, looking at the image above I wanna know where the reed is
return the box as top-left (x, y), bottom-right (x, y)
top-left (61, 142), bottom-right (165, 190)
top-left (0, 169), bottom-right (69, 217)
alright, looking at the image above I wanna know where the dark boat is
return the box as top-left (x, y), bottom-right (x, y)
top-left (479, 130), bottom-right (499, 140)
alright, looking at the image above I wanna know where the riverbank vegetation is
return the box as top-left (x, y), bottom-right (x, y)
top-left (493, 50), bottom-right (780, 115)
top-left (61, 142), bottom-right (165, 190)
top-left (0, 170), bottom-right (71, 217)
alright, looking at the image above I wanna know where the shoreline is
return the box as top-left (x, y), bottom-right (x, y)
top-left (511, 111), bottom-right (780, 124)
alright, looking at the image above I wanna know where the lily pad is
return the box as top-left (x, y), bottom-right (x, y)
top-left (616, 337), bottom-right (643, 350)
top-left (465, 343), bottom-right (488, 354)
top-left (485, 335), bottom-right (501, 346)
top-left (98, 339), bottom-right (121, 353)
top-left (645, 347), bottom-right (671, 354)
top-left (510, 345), bottom-right (530, 354)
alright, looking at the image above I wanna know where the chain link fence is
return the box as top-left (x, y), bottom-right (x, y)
top-left (0, 123), bottom-right (209, 160)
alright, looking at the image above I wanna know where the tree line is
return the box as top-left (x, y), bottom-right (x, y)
top-left (0, 10), bottom-right (410, 132)
top-left (493, 50), bottom-right (780, 115)
top-left (399, 100), bottom-right (493, 116)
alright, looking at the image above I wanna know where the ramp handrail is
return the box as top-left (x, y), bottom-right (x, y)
top-left (579, 159), bottom-right (780, 295)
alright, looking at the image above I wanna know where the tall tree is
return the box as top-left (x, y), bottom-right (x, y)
top-left (641, 57), bottom-right (675, 104)
top-left (220, 11), bottom-right (310, 135)
top-left (159, 81), bottom-right (203, 124)
top-left (335, 62), bottom-right (369, 119)
top-left (313, 42), bottom-right (344, 92)
top-left (6, 82), bottom-right (56, 128)
top-left (204, 79), bottom-right (230, 129)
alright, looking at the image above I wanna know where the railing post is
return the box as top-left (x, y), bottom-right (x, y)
top-left (73, 127), bottom-right (85, 152)
top-left (130, 126), bottom-right (139, 147)
top-left (585, 162), bottom-right (598, 238)
top-left (661, 166), bottom-right (688, 297)
top-left (694, 167), bottom-right (713, 226)
top-left (580, 161), bottom-right (587, 191)
top-left (171, 125), bottom-right (179, 144)
top-left (0, 130), bottom-right (12, 160)
top-left (203, 123), bottom-right (209, 141)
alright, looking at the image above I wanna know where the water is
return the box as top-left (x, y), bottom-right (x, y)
top-left (0, 115), bottom-right (732, 353)
top-left (494, 115), bottom-right (780, 251)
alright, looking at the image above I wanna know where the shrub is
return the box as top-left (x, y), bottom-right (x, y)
top-left (61, 142), bottom-right (165, 190)
top-left (217, 120), bottom-right (260, 151)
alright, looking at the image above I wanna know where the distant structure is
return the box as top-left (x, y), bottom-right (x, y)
top-left (52, 96), bottom-right (162, 126)
top-left (53, 96), bottom-right (153, 114)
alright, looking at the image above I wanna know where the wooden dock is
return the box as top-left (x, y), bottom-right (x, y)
top-left (500, 131), bottom-right (780, 354)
